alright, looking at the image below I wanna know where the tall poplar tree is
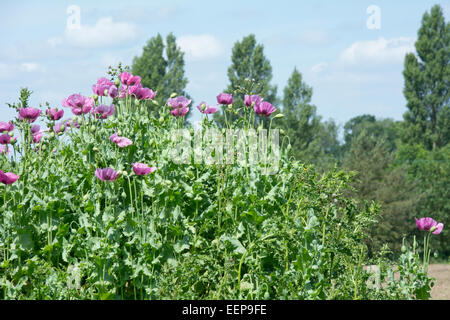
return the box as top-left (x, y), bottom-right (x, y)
top-left (132, 33), bottom-right (191, 118)
top-left (214, 34), bottom-right (278, 126)
top-left (402, 5), bottom-right (449, 150)
top-left (280, 67), bottom-right (321, 159)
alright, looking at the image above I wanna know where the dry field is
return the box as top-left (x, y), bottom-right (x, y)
top-left (429, 264), bottom-right (450, 300)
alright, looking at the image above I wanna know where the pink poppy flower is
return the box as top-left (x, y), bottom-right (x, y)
top-left (168, 96), bottom-right (192, 109)
top-left (0, 171), bottom-right (19, 185)
top-left (0, 134), bottom-right (11, 145)
top-left (131, 86), bottom-right (156, 100)
top-left (216, 93), bottom-right (234, 105)
top-left (197, 102), bottom-right (218, 114)
top-left (119, 72), bottom-right (141, 86)
top-left (110, 132), bottom-right (132, 148)
top-left (92, 77), bottom-right (114, 96)
top-left (415, 217), bottom-right (444, 235)
top-left (108, 85), bottom-right (118, 98)
top-left (254, 101), bottom-right (276, 117)
top-left (46, 108), bottom-right (64, 121)
top-left (18, 107), bottom-right (41, 123)
top-left (63, 94), bottom-right (93, 115)
top-left (95, 168), bottom-right (120, 181)
top-left (0, 122), bottom-right (14, 132)
top-left (170, 107), bottom-right (189, 117)
top-left (245, 95), bottom-right (262, 107)
top-left (92, 104), bottom-right (115, 119)
top-left (132, 163), bottom-right (156, 176)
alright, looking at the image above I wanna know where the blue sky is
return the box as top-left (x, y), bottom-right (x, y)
top-left (1, 0), bottom-right (449, 130)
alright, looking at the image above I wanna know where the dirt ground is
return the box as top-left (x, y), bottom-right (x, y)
top-left (429, 264), bottom-right (450, 300)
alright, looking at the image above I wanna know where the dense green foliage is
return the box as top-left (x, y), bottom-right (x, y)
top-left (0, 85), bottom-right (433, 299)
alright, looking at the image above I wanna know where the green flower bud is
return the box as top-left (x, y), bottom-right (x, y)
top-left (92, 147), bottom-right (99, 152)
top-left (401, 245), bottom-right (407, 253)
top-left (49, 132), bottom-right (55, 139)
top-left (227, 104), bottom-right (233, 110)
top-left (114, 79), bottom-right (120, 87)
top-left (122, 171), bottom-right (128, 177)
top-left (103, 89), bottom-right (108, 96)
top-left (93, 95), bottom-right (99, 101)
top-left (121, 192), bottom-right (127, 198)
top-left (170, 92), bottom-right (178, 98)
top-left (159, 117), bottom-right (164, 124)
top-left (8, 131), bottom-right (14, 137)
top-left (10, 137), bottom-right (17, 145)
top-left (430, 226), bottom-right (437, 233)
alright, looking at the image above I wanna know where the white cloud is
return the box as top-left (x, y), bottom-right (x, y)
top-left (0, 62), bottom-right (45, 80)
top-left (340, 37), bottom-right (415, 65)
top-left (311, 62), bottom-right (328, 73)
top-left (63, 17), bottom-right (137, 48)
top-left (177, 34), bottom-right (223, 61)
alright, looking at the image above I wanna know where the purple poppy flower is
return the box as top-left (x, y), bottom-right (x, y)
top-left (108, 85), bottom-right (118, 98)
top-left (132, 163), bottom-right (156, 176)
top-left (415, 217), bottom-right (444, 235)
top-left (63, 94), bottom-right (93, 116)
top-left (216, 93), bottom-right (234, 105)
top-left (197, 102), bottom-right (218, 114)
top-left (254, 101), bottom-right (276, 117)
top-left (92, 104), bottom-right (115, 119)
top-left (245, 95), bottom-right (262, 107)
top-left (46, 108), bottom-right (64, 121)
top-left (92, 77), bottom-right (114, 96)
top-left (0, 171), bottom-right (19, 185)
top-left (120, 72), bottom-right (141, 86)
top-left (134, 87), bottom-right (157, 100)
top-left (32, 131), bottom-right (44, 144)
top-left (168, 96), bottom-right (192, 109)
top-left (0, 134), bottom-right (11, 145)
top-left (95, 168), bottom-right (120, 181)
top-left (170, 107), bottom-right (189, 117)
top-left (0, 122), bottom-right (14, 133)
top-left (110, 132), bottom-right (132, 148)
top-left (18, 107), bottom-right (41, 123)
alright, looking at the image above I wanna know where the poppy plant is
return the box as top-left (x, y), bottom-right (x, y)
top-left (0, 122), bottom-right (14, 133)
top-left (415, 217), bottom-right (444, 235)
top-left (92, 104), bottom-right (115, 119)
top-left (46, 108), bottom-right (64, 121)
top-left (0, 170), bottom-right (19, 185)
top-left (92, 77), bottom-right (115, 96)
top-left (18, 107), bottom-right (41, 123)
top-left (62, 94), bottom-right (94, 116)
top-left (216, 93), bottom-right (234, 105)
top-left (110, 132), bottom-right (133, 148)
top-left (132, 163), bottom-right (156, 176)
top-left (254, 101), bottom-right (276, 117)
top-left (245, 94), bottom-right (262, 107)
top-left (197, 102), bottom-right (218, 114)
top-left (95, 168), bottom-right (120, 181)
top-left (119, 72), bottom-right (141, 87)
